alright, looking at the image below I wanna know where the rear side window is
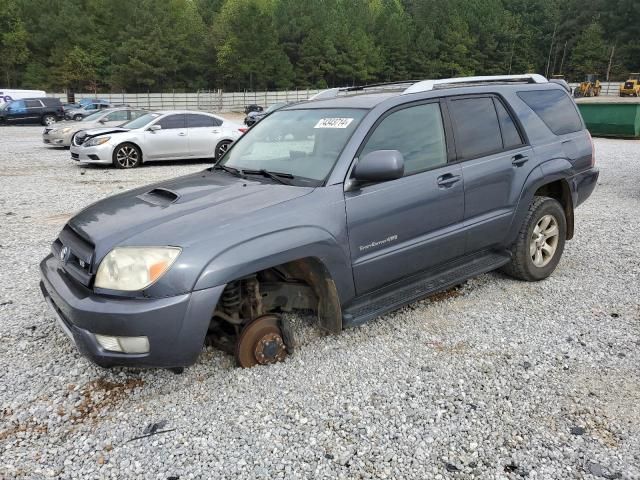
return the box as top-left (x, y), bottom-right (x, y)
top-left (448, 97), bottom-right (502, 159)
top-left (517, 89), bottom-right (582, 135)
top-left (360, 103), bottom-right (447, 176)
top-left (25, 100), bottom-right (42, 108)
top-left (493, 99), bottom-right (524, 149)
top-left (186, 114), bottom-right (219, 128)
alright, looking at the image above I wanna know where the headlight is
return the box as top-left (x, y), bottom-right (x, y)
top-left (84, 136), bottom-right (111, 147)
top-left (95, 247), bottom-right (181, 291)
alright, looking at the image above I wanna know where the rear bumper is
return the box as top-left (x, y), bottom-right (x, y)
top-left (571, 167), bottom-right (599, 208)
top-left (39, 254), bottom-right (224, 368)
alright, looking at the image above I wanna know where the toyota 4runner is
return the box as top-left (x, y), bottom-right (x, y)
top-left (40, 75), bottom-right (599, 369)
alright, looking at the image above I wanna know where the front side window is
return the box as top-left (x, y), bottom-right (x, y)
top-left (25, 100), bottom-right (42, 108)
top-left (221, 108), bottom-right (366, 183)
top-left (360, 103), bottom-right (447, 176)
top-left (104, 110), bottom-right (129, 122)
top-left (157, 114), bottom-right (186, 130)
top-left (448, 97), bottom-right (502, 160)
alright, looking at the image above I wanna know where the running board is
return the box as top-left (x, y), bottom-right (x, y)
top-left (342, 252), bottom-right (510, 327)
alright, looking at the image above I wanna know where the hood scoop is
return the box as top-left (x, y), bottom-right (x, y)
top-left (137, 188), bottom-right (180, 206)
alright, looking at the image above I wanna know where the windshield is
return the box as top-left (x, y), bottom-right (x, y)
top-left (83, 111), bottom-right (105, 122)
top-left (220, 108), bottom-right (366, 183)
top-left (120, 112), bottom-right (160, 129)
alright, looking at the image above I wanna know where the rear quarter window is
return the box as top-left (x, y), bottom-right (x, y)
top-left (517, 89), bottom-right (583, 136)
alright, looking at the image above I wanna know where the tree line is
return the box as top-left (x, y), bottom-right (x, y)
top-left (1, 0), bottom-right (638, 92)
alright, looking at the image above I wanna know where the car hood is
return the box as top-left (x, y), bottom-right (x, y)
top-left (77, 126), bottom-right (130, 138)
top-left (68, 170), bottom-right (314, 261)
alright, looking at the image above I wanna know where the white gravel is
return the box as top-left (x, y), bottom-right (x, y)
top-left (0, 126), bottom-right (639, 480)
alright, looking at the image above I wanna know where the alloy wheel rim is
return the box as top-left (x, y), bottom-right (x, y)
top-left (530, 214), bottom-right (559, 267)
top-left (116, 146), bottom-right (138, 168)
top-left (45, 116), bottom-right (55, 126)
top-left (218, 142), bottom-right (230, 157)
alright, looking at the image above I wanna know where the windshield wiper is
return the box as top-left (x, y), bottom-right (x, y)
top-left (243, 169), bottom-right (294, 185)
top-left (212, 164), bottom-right (245, 178)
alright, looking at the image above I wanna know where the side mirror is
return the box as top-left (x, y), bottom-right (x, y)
top-left (98, 119), bottom-right (106, 124)
top-left (352, 150), bottom-right (404, 183)
top-left (148, 124), bottom-right (162, 132)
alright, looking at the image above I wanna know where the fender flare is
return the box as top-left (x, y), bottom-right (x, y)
top-left (507, 158), bottom-right (574, 245)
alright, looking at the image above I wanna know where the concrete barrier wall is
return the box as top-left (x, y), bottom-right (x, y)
top-left (47, 90), bottom-right (322, 113)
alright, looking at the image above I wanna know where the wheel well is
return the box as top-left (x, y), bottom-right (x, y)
top-left (534, 180), bottom-right (574, 239)
top-left (113, 141), bottom-right (143, 162)
top-left (213, 257), bottom-right (342, 335)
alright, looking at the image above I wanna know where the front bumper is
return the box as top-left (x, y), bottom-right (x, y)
top-left (43, 130), bottom-right (72, 147)
top-left (39, 254), bottom-right (225, 368)
top-left (70, 143), bottom-right (114, 164)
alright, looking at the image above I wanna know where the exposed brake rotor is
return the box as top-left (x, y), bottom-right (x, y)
top-left (235, 314), bottom-right (288, 368)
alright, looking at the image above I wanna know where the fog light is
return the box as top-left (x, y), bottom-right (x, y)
top-left (95, 334), bottom-right (149, 354)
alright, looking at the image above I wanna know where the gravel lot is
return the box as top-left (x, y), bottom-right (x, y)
top-left (0, 124), bottom-right (639, 480)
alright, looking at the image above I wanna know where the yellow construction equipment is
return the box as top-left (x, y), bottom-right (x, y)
top-left (574, 74), bottom-right (602, 98)
top-left (619, 73), bottom-right (640, 97)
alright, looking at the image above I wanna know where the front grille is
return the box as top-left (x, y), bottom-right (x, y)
top-left (72, 132), bottom-right (87, 146)
top-left (53, 225), bottom-right (95, 287)
top-left (625, 82), bottom-right (634, 89)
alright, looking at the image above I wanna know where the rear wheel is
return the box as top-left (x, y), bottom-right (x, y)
top-left (215, 140), bottom-right (233, 161)
top-left (501, 196), bottom-right (566, 281)
top-left (73, 114), bottom-right (83, 121)
top-left (41, 114), bottom-right (56, 126)
top-left (112, 143), bottom-right (141, 169)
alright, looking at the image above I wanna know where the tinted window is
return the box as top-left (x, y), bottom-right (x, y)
top-left (494, 99), bottom-right (524, 149)
top-left (186, 114), bottom-right (217, 128)
top-left (25, 100), bottom-right (42, 108)
top-left (361, 103), bottom-right (447, 176)
top-left (518, 89), bottom-right (582, 135)
top-left (449, 97), bottom-right (502, 160)
top-left (158, 114), bottom-right (185, 129)
top-left (104, 110), bottom-right (129, 122)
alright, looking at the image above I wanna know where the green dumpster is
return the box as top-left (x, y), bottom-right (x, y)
top-left (577, 103), bottom-right (640, 138)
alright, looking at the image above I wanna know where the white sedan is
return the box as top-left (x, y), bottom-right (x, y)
top-left (69, 111), bottom-right (246, 169)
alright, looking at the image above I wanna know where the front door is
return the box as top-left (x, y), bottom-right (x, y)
top-left (345, 101), bottom-right (466, 295)
top-left (144, 113), bottom-right (189, 159)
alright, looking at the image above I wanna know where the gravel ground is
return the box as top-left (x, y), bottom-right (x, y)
top-left (0, 125), bottom-right (639, 480)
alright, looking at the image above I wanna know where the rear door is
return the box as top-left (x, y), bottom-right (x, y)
top-left (186, 113), bottom-right (221, 157)
top-left (345, 101), bottom-right (466, 295)
top-left (144, 114), bottom-right (189, 159)
top-left (446, 95), bottom-right (534, 253)
top-left (24, 99), bottom-right (44, 123)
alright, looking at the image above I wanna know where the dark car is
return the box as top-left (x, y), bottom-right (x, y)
top-left (0, 97), bottom-right (64, 126)
top-left (244, 104), bottom-right (263, 114)
top-left (244, 102), bottom-right (288, 126)
top-left (40, 74), bottom-right (598, 370)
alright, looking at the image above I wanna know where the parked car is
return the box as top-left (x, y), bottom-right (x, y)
top-left (62, 98), bottom-right (109, 112)
top-left (0, 89), bottom-right (46, 106)
top-left (244, 104), bottom-right (263, 114)
top-left (40, 74), bottom-right (598, 369)
top-left (43, 108), bottom-right (147, 147)
top-left (244, 102), bottom-right (288, 126)
top-left (69, 110), bottom-right (245, 168)
top-left (0, 97), bottom-right (64, 125)
top-left (64, 101), bottom-right (113, 121)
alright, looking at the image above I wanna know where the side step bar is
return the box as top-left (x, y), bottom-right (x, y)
top-left (342, 252), bottom-right (511, 327)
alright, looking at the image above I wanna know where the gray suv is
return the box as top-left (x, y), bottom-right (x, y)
top-left (40, 75), bottom-right (599, 369)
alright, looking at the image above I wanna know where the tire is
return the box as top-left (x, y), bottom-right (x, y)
top-left (501, 196), bottom-right (566, 282)
top-left (215, 140), bottom-right (233, 161)
top-left (41, 114), bottom-right (56, 126)
top-left (73, 114), bottom-right (83, 121)
top-left (112, 143), bottom-right (142, 169)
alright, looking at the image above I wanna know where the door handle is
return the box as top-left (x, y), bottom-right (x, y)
top-left (436, 173), bottom-right (461, 188)
top-left (178, 132), bottom-right (186, 136)
top-left (512, 154), bottom-right (529, 166)
top-left (212, 129), bottom-right (220, 134)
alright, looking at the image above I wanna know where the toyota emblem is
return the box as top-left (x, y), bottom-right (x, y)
top-left (59, 246), bottom-right (70, 263)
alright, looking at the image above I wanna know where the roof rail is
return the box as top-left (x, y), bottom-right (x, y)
top-left (402, 74), bottom-right (548, 95)
top-left (309, 80), bottom-right (422, 101)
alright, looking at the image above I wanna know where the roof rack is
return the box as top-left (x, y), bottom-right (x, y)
top-left (309, 74), bottom-right (548, 101)
top-left (402, 74), bottom-right (547, 94)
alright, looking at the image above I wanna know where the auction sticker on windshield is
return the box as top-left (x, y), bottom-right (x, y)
top-left (314, 118), bottom-right (354, 129)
